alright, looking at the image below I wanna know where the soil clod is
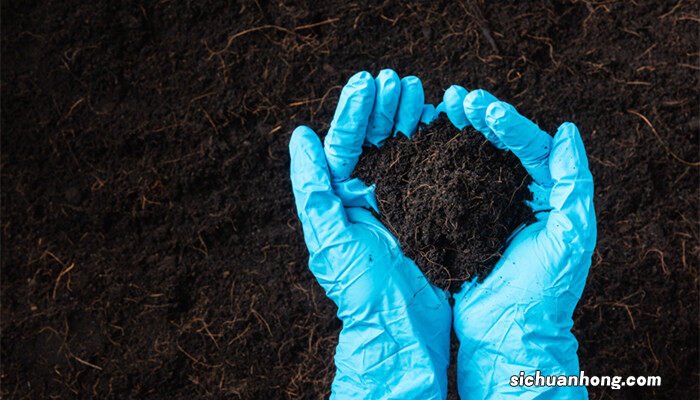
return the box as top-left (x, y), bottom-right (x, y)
top-left (355, 117), bottom-right (532, 291)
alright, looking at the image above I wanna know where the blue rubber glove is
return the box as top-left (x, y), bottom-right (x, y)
top-left (444, 88), bottom-right (597, 399)
top-left (290, 70), bottom-right (450, 399)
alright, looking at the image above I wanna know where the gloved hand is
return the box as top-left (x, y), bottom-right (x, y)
top-left (443, 87), bottom-right (597, 399)
top-left (290, 70), bottom-right (451, 399)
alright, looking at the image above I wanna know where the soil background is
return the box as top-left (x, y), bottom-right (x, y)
top-left (1, 1), bottom-right (698, 399)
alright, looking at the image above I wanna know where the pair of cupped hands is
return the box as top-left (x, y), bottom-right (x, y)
top-left (290, 70), bottom-right (596, 399)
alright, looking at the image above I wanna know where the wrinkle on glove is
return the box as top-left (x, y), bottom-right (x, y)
top-left (333, 178), bottom-right (379, 213)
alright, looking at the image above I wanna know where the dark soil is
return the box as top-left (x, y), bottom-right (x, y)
top-left (1, 1), bottom-right (698, 399)
top-left (355, 117), bottom-right (531, 291)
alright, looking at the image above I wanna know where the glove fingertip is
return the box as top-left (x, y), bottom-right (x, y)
top-left (394, 76), bottom-right (424, 138)
top-left (435, 101), bottom-right (447, 115)
top-left (377, 68), bottom-right (399, 80)
top-left (420, 104), bottom-right (437, 125)
top-left (550, 122), bottom-right (590, 180)
top-left (443, 85), bottom-right (469, 129)
top-left (326, 71), bottom-right (377, 181)
top-left (547, 122), bottom-right (596, 249)
top-left (348, 70), bottom-right (373, 84)
top-left (463, 89), bottom-right (508, 148)
top-left (290, 125), bottom-right (320, 156)
top-left (290, 126), bottom-right (329, 183)
top-left (484, 101), bottom-right (511, 130)
top-left (365, 69), bottom-right (401, 148)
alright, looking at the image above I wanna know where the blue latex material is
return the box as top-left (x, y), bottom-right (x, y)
top-left (443, 85), bottom-right (470, 129)
top-left (444, 89), bottom-right (597, 399)
top-left (290, 70), bottom-right (451, 399)
top-left (394, 76), bottom-right (425, 138)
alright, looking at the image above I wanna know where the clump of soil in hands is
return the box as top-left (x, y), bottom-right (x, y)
top-left (354, 116), bottom-right (532, 292)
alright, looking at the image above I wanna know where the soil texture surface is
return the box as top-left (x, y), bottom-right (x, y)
top-left (355, 117), bottom-right (531, 291)
top-left (2, 1), bottom-right (698, 399)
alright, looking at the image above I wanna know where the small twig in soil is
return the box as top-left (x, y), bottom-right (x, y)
top-left (202, 109), bottom-right (220, 136)
top-left (251, 309), bottom-right (273, 337)
top-left (627, 109), bottom-right (700, 166)
top-left (52, 263), bottom-right (75, 300)
top-left (71, 353), bottom-right (103, 371)
top-left (206, 25), bottom-right (297, 59)
top-left (293, 18), bottom-right (340, 31)
top-left (176, 343), bottom-right (222, 369)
